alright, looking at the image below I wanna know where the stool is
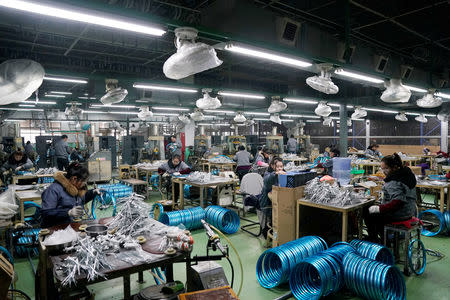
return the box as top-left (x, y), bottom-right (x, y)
top-left (384, 217), bottom-right (422, 276)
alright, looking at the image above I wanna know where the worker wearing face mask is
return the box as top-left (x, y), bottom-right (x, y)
top-left (364, 153), bottom-right (417, 242)
top-left (41, 162), bottom-right (102, 228)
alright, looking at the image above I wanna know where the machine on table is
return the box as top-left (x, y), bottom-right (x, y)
top-left (266, 136), bottom-right (283, 155)
top-left (122, 136), bottom-right (144, 165)
top-left (87, 150), bottom-right (112, 182)
top-left (244, 135), bottom-right (258, 156)
top-left (99, 136), bottom-right (117, 168)
top-left (194, 135), bottom-right (211, 157)
top-left (2, 136), bottom-right (23, 153)
top-left (144, 136), bottom-right (165, 161)
top-left (224, 136), bottom-right (246, 155)
top-left (295, 135), bottom-right (314, 158)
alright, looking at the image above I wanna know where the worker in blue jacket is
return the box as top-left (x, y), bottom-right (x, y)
top-left (41, 162), bottom-right (101, 228)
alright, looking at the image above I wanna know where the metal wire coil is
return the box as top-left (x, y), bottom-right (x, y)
top-left (418, 209), bottom-right (446, 236)
top-left (343, 252), bottom-right (406, 300)
top-left (159, 207), bottom-right (205, 230)
top-left (350, 239), bottom-right (395, 265)
top-left (205, 205), bottom-right (240, 234)
top-left (256, 236), bottom-right (327, 288)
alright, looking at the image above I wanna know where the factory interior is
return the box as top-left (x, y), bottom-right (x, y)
top-left (1, 1), bottom-right (450, 299)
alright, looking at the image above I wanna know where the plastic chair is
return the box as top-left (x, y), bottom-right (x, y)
top-left (238, 173), bottom-right (264, 237)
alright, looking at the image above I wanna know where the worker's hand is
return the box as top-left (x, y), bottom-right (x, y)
top-left (2, 170), bottom-right (9, 175)
top-left (276, 170), bottom-right (286, 175)
top-left (368, 205), bottom-right (380, 214)
top-left (15, 166), bottom-right (23, 172)
top-left (173, 172), bottom-right (181, 176)
top-left (93, 188), bottom-right (106, 195)
top-left (68, 206), bottom-right (84, 218)
top-left (162, 172), bottom-right (170, 177)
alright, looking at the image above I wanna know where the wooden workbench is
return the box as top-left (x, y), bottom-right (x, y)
top-left (352, 161), bottom-right (381, 175)
top-left (296, 198), bottom-right (375, 242)
top-left (416, 181), bottom-right (450, 212)
top-left (172, 176), bottom-right (237, 209)
top-left (15, 189), bottom-right (42, 223)
top-left (201, 162), bottom-right (236, 173)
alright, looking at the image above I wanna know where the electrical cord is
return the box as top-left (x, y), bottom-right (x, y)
top-left (225, 256), bottom-right (234, 289)
top-left (209, 224), bottom-right (243, 297)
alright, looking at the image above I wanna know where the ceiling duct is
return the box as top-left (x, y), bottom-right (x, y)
top-left (276, 17), bottom-right (300, 46)
top-left (0, 59), bottom-right (44, 105)
top-left (268, 96), bottom-right (287, 113)
top-left (100, 79), bottom-right (128, 105)
top-left (351, 106), bottom-right (367, 120)
top-left (196, 89), bottom-right (221, 109)
top-left (306, 64), bottom-right (339, 94)
top-left (380, 79), bottom-right (411, 103)
top-left (416, 91), bottom-right (443, 108)
top-left (163, 27), bottom-right (222, 80)
top-left (137, 106), bottom-right (153, 121)
top-left (395, 112), bottom-right (408, 122)
top-left (314, 101), bottom-right (332, 117)
top-left (234, 112), bottom-right (246, 123)
top-left (415, 114), bottom-right (428, 123)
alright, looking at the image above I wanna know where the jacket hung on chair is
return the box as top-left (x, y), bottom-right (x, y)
top-left (40, 172), bottom-right (96, 228)
top-left (381, 166), bottom-right (417, 220)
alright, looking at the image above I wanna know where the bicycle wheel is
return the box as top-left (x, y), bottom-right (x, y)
top-left (408, 239), bottom-right (426, 275)
top-left (7, 289), bottom-right (32, 300)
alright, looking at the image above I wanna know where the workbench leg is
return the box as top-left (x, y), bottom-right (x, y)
top-left (180, 183), bottom-right (184, 209)
top-left (200, 187), bottom-right (204, 208)
top-left (138, 271), bottom-right (144, 283)
top-left (166, 264), bottom-right (174, 282)
top-left (342, 212), bottom-right (348, 242)
top-left (358, 210), bottom-right (363, 239)
top-left (440, 188), bottom-right (445, 213)
top-left (447, 188), bottom-right (450, 211)
top-left (296, 202), bottom-right (300, 239)
top-left (136, 169), bottom-right (139, 180)
top-left (123, 274), bottom-right (131, 299)
top-left (172, 180), bottom-right (176, 209)
top-left (20, 199), bottom-right (25, 223)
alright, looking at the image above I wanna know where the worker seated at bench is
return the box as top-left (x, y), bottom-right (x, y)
top-left (0, 149), bottom-right (34, 184)
top-left (259, 156), bottom-right (286, 238)
top-left (364, 153), bottom-right (417, 243)
top-left (365, 144), bottom-right (382, 159)
top-left (158, 155), bottom-right (191, 204)
top-left (41, 162), bottom-right (102, 228)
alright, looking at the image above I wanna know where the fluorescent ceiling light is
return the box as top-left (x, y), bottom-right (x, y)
top-left (198, 123), bottom-right (229, 126)
top-left (204, 109), bottom-right (235, 114)
top-left (306, 120), bottom-right (321, 123)
top-left (254, 118), bottom-right (293, 122)
top-left (108, 111), bottom-right (138, 115)
top-left (44, 76), bottom-right (88, 84)
top-left (224, 44), bottom-right (312, 68)
top-left (50, 120), bottom-right (73, 123)
top-left (281, 119), bottom-right (294, 122)
top-left (281, 114), bottom-right (320, 119)
top-left (403, 85), bottom-right (427, 93)
top-left (78, 96), bottom-right (96, 100)
top-left (25, 101), bottom-right (56, 105)
top-left (218, 91), bottom-right (265, 99)
top-left (91, 104), bottom-right (136, 109)
top-left (244, 111), bottom-right (270, 116)
top-left (334, 69), bottom-right (384, 84)
top-left (0, 0), bottom-right (166, 36)
top-left (66, 102), bottom-right (82, 106)
top-left (152, 107), bottom-right (190, 111)
top-left (436, 92), bottom-right (450, 99)
top-left (405, 112), bottom-right (435, 117)
top-left (49, 91), bottom-right (72, 95)
top-left (133, 84), bottom-right (197, 93)
top-left (44, 94), bottom-right (65, 98)
top-left (135, 100), bottom-right (150, 103)
top-left (83, 110), bottom-right (107, 114)
top-left (0, 107), bottom-right (44, 112)
top-left (283, 98), bottom-right (318, 104)
top-left (363, 107), bottom-right (398, 114)
top-left (18, 104), bottom-right (36, 107)
top-left (153, 113), bottom-right (179, 116)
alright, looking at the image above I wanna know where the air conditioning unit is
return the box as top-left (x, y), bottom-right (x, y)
top-left (276, 17), bottom-right (301, 46)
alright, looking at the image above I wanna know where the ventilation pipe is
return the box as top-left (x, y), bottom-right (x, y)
top-left (272, 127), bottom-right (278, 136)
top-left (200, 125), bottom-right (206, 135)
top-left (235, 126), bottom-right (239, 135)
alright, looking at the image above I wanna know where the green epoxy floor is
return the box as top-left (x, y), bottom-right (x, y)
top-left (11, 192), bottom-right (450, 300)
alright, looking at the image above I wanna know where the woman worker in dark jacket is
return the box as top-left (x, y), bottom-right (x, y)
top-left (158, 154), bottom-right (191, 205)
top-left (259, 156), bottom-right (286, 238)
top-left (41, 162), bottom-right (101, 228)
top-left (364, 153), bottom-right (417, 242)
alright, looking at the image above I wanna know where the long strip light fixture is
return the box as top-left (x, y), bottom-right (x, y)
top-left (254, 118), bottom-right (294, 122)
top-left (152, 107), bottom-right (190, 111)
top-left (334, 69), bottom-right (384, 84)
top-left (281, 114), bottom-right (321, 119)
top-left (436, 92), bottom-right (450, 99)
top-left (284, 98), bottom-right (318, 104)
top-left (224, 44), bottom-right (312, 68)
top-left (18, 104), bottom-right (36, 107)
top-left (0, 0), bottom-right (166, 36)
top-left (49, 91), bottom-right (72, 95)
top-left (153, 113), bottom-right (179, 116)
top-left (91, 104), bottom-right (136, 109)
top-left (218, 91), bottom-right (265, 99)
top-left (204, 109), bottom-right (235, 114)
top-left (403, 85), bottom-right (427, 93)
top-left (0, 107), bottom-right (44, 112)
top-left (79, 96), bottom-right (96, 100)
top-left (25, 101), bottom-right (56, 105)
top-left (133, 84), bottom-right (197, 93)
top-left (244, 111), bottom-right (270, 116)
top-left (44, 76), bottom-right (88, 84)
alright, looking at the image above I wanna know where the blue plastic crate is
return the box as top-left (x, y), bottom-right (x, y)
top-left (278, 171), bottom-right (317, 188)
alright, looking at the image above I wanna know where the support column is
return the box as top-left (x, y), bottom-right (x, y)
top-left (441, 120), bottom-right (448, 153)
top-left (184, 122), bottom-right (195, 147)
top-left (339, 104), bottom-right (348, 157)
top-left (365, 120), bottom-right (370, 149)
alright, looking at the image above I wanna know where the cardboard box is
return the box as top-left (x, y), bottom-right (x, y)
top-left (271, 185), bottom-right (304, 247)
top-left (409, 166), bottom-right (422, 176)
